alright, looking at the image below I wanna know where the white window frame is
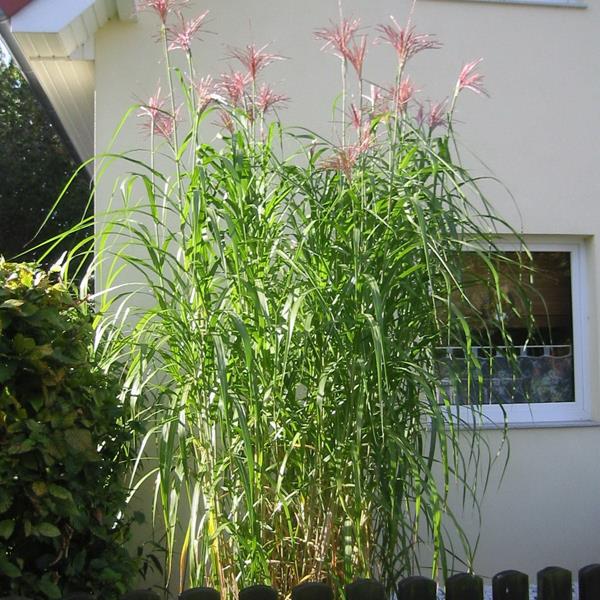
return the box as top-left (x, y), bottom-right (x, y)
top-left (445, 0), bottom-right (587, 9)
top-left (447, 237), bottom-right (590, 426)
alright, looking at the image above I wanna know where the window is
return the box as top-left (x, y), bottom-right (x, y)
top-left (453, 0), bottom-right (586, 9)
top-left (439, 238), bottom-right (589, 425)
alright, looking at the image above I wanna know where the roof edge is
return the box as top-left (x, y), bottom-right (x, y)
top-left (0, 9), bottom-right (90, 175)
top-left (0, 0), bottom-right (32, 18)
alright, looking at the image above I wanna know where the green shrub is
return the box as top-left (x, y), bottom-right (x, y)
top-left (0, 259), bottom-right (138, 599)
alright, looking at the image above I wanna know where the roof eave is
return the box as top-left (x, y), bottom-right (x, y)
top-left (0, 7), bottom-right (88, 172)
top-left (0, 0), bottom-right (137, 168)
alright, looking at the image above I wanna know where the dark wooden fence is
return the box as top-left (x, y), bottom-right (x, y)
top-left (3, 564), bottom-right (600, 599)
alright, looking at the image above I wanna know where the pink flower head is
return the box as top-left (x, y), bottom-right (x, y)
top-left (320, 136), bottom-right (372, 179)
top-left (347, 105), bottom-right (373, 150)
top-left (314, 18), bottom-right (361, 59)
top-left (365, 84), bottom-right (390, 119)
top-left (138, 87), bottom-right (178, 139)
top-left (192, 75), bottom-right (217, 112)
top-left (228, 43), bottom-right (284, 81)
top-left (166, 10), bottom-right (209, 52)
top-left (390, 77), bottom-right (416, 113)
top-left (457, 58), bottom-right (489, 96)
top-left (349, 103), bottom-right (362, 131)
top-left (219, 71), bottom-right (251, 107)
top-left (218, 110), bottom-right (235, 133)
top-left (377, 16), bottom-right (440, 67)
top-left (136, 0), bottom-right (189, 24)
top-left (345, 35), bottom-right (368, 78)
top-left (256, 83), bottom-right (289, 115)
top-left (417, 100), bottom-right (447, 132)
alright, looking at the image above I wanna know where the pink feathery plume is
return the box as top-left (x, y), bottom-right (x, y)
top-left (166, 10), bottom-right (209, 51)
top-left (256, 83), bottom-right (289, 114)
top-left (228, 44), bottom-right (284, 81)
top-left (218, 110), bottom-right (235, 133)
top-left (138, 87), bottom-right (178, 139)
top-left (417, 100), bottom-right (447, 132)
top-left (365, 84), bottom-right (390, 119)
top-left (315, 19), bottom-right (368, 77)
top-left (314, 18), bottom-right (361, 58)
top-left (219, 71), bottom-right (251, 107)
top-left (192, 75), bottom-right (218, 111)
top-left (349, 104), bottom-right (362, 131)
top-left (377, 16), bottom-right (440, 67)
top-left (319, 148), bottom-right (356, 179)
top-left (136, 0), bottom-right (189, 24)
top-left (457, 59), bottom-right (489, 96)
top-left (320, 136), bottom-right (372, 179)
top-left (345, 35), bottom-right (368, 78)
top-left (390, 77), bottom-right (416, 113)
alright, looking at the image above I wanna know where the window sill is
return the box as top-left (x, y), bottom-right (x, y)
top-left (430, 0), bottom-right (587, 8)
top-left (470, 419), bottom-right (600, 430)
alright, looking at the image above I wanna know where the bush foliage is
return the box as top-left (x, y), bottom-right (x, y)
top-left (0, 259), bottom-right (137, 599)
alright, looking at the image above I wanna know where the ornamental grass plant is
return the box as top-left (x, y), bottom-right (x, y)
top-left (49, 1), bottom-right (530, 596)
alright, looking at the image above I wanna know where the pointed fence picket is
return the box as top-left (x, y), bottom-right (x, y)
top-left (3, 564), bottom-right (600, 599)
top-left (118, 563), bottom-right (600, 600)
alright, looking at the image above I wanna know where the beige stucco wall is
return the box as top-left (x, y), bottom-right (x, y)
top-left (94, 0), bottom-right (600, 583)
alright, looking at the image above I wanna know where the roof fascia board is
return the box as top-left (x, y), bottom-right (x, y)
top-left (5, 0), bottom-right (136, 58)
top-left (0, 0), bottom-right (137, 170)
top-left (11, 0), bottom-right (97, 33)
top-left (0, 8), bottom-right (89, 171)
top-left (0, 0), bottom-right (31, 18)
top-left (10, 0), bottom-right (113, 58)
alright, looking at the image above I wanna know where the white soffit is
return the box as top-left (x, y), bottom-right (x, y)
top-left (12, 0), bottom-right (137, 58)
top-left (30, 59), bottom-right (96, 161)
top-left (7, 0), bottom-right (137, 160)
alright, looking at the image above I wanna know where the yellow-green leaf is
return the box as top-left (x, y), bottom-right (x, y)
top-left (65, 428), bottom-right (94, 453)
top-left (0, 298), bottom-right (24, 310)
top-left (32, 481), bottom-right (47, 496)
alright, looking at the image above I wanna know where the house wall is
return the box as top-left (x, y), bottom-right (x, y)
top-left (94, 0), bottom-right (600, 581)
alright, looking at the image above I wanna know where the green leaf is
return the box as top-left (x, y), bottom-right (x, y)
top-left (0, 519), bottom-right (15, 539)
top-left (0, 556), bottom-right (21, 578)
top-left (0, 361), bottom-right (16, 383)
top-left (19, 301), bottom-right (39, 317)
top-left (0, 490), bottom-right (12, 514)
top-left (30, 342), bottom-right (53, 360)
top-left (13, 333), bottom-right (36, 354)
top-left (0, 298), bottom-right (24, 310)
top-left (48, 483), bottom-right (72, 501)
top-left (64, 428), bottom-right (94, 454)
top-left (37, 522), bottom-right (61, 538)
top-left (70, 549), bottom-right (86, 574)
top-left (38, 574), bottom-right (61, 599)
top-left (8, 438), bottom-right (35, 454)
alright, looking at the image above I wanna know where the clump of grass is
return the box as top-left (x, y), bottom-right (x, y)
top-left (52, 3), bottom-right (526, 596)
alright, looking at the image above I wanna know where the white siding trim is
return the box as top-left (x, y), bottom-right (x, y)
top-left (431, 0), bottom-right (587, 8)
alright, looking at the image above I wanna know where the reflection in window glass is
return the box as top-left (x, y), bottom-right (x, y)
top-left (439, 251), bottom-right (574, 405)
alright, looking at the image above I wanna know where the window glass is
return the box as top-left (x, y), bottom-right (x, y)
top-left (439, 251), bottom-right (575, 407)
